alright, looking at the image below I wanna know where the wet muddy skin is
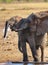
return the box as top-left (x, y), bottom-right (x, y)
top-left (0, 62), bottom-right (48, 65)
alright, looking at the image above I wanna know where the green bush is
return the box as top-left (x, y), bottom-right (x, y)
top-left (28, 0), bottom-right (32, 2)
top-left (0, 0), bottom-right (13, 3)
top-left (5, 0), bottom-right (13, 3)
top-left (0, 0), bottom-right (48, 3)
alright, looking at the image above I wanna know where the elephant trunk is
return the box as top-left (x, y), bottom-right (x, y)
top-left (18, 41), bottom-right (23, 53)
top-left (3, 21), bottom-right (9, 38)
top-left (15, 26), bottom-right (28, 32)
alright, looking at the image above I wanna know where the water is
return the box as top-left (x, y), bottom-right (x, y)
top-left (0, 62), bottom-right (48, 65)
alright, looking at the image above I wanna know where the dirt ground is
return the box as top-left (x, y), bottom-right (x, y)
top-left (0, 3), bottom-right (48, 63)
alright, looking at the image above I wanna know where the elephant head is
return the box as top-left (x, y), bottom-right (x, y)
top-left (11, 18), bottom-right (30, 32)
top-left (3, 16), bottom-right (22, 38)
top-left (12, 12), bottom-right (48, 36)
top-left (11, 13), bottom-right (38, 32)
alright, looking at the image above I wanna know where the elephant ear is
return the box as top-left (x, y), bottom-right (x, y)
top-left (27, 13), bottom-right (39, 32)
top-left (15, 16), bottom-right (22, 22)
top-left (27, 12), bottom-right (48, 35)
top-left (36, 15), bottom-right (48, 35)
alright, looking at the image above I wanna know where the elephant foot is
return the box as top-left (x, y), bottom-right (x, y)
top-left (33, 55), bottom-right (39, 62)
top-left (23, 58), bottom-right (28, 62)
top-left (12, 62), bottom-right (17, 63)
top-left (34, 60), bottom-right (38, 62)
top-left (23, 54), bottom-right (28, 62)
top-left (34, 58), bottom-right (39, 62)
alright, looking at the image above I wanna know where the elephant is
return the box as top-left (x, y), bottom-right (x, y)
top-left (3, 16), bottom-right (38, 62)
top-left (3, 11), bottom-right (48, 62)
top-left (3, 16), bottom-right (39, 62)
top-left (11, 19), bottom-right (47, 62)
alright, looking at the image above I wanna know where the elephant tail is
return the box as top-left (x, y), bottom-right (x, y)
top-left (18, 41), bottom-right (23, 53)
top-left (3, 21), bottom-right (9, 38)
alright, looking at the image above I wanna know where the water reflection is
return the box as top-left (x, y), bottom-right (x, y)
top-left (0, 62), bottom-right (48, 65)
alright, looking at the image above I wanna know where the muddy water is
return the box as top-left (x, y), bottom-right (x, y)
top-left (0, 62), bottom-right (48, 65)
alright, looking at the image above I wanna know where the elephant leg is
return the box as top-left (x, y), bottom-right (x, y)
top-left (18, 32), bottom-right (23, 53)
top-left (36, 45), bottom-right (40, 61)
top-left (18, 40), bottom-right (23, 53)
top-left (40, 46), bottom-right (44, 62)
top-left (40, 33), bottom-right (47, 62)
top-left (22, 41), bottom-right (28, 62)
top-left (29, 44), bottom-right (38, 61)
top-left (27, 34), bottom-right (38, 61)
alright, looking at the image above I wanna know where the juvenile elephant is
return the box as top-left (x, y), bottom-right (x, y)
top-left (11, 11), bottom-right (48, 62)
top-left (3, 11), bottom-right (48, 62)
top-left (11, 18), bottom-right (47, 62)
top-left (3, 16), bottom-right (38, 61)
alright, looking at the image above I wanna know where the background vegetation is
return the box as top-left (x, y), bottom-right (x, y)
top-left (0, 0), bottom-right (48, 3)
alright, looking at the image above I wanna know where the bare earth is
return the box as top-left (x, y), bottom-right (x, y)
top-left (0, 3), bottom-right (48, 63)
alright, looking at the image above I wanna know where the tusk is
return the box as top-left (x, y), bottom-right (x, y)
top-left (15, 28), bottom-right (23, 32)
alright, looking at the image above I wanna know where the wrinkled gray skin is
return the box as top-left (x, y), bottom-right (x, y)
top-left (3, 16), bottom-right (38, 62)
top-left (3, 11), bottom-right (48, 62)
top-left (3, 16), bottom-right (39, 62)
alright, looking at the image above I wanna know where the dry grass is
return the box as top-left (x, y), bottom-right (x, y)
top-left (0, 3), bottom-right (48, 9)
top-left (0, 3), bottom-right (48, 62)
